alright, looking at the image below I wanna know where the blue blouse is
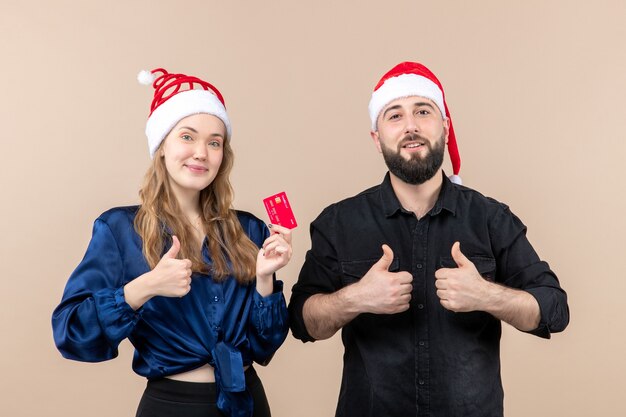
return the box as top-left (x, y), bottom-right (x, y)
top-left (52, 206), bottom-right (288, 417)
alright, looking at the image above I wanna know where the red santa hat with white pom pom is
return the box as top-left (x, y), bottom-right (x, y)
top-left (368, 62), bottom-right (462, 185)
top-left (138, 68), bottom-right (231, 158)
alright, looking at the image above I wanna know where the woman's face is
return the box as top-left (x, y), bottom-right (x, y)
top-left (159, 113), bottom-right (226, 199)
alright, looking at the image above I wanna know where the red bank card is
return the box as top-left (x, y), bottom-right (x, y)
top-left (263, 192), bottom-right (297, 229)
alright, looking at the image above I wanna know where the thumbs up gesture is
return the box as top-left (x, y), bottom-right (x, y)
top-left (353, 245), bottom-right (413, 315)
top-left (123, 236), bottom-right (193, 310)
top-left (149, 235), bottom-right (193, 298)
top-left (434, 242), bottom-right (490, 312)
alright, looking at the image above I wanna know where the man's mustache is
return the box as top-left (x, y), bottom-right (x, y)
top-left (398, 133), bottom-right (430, 150)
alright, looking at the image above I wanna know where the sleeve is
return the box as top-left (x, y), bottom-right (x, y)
top-left (51, 218), bottom-right (141, 362)
top-left (246, 219), bottom-right (288, 365)
top-left (490, 205), bottom-right (570, 339)
top-left (288, 208), bottom-right (342, 342)
top-left (248, 281), bottom-right (289, 365)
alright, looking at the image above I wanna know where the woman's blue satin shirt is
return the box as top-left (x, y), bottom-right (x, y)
top-left (52, 206), bottom-right (288, 413)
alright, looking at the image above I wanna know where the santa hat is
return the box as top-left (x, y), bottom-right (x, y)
top-left (138, 68), bottom-right (231, 158)
top-left (368, 62), bottom-right (462, 184)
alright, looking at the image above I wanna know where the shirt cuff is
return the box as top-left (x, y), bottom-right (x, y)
top-left (93, 287), bottom-right (142, 345)
top-left (523, 287), bottom-right (553, 339)
top-left (253, 280), bottom-right (284, 305)
top-left (250, 280), bottom-right (287, 338)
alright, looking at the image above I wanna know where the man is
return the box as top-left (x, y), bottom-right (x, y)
top-left (288, 62), bottom-right (569, 417)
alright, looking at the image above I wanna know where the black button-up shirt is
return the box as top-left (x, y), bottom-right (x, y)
top-left (289, 172), bottom-right (569, 417)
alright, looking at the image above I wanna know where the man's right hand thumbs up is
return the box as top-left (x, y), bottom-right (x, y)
top-left (352, 245), bottom-right (413, 315)
top-left (374, 244), bottom-right (395, 271)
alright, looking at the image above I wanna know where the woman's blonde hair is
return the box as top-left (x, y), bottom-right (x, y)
top-left (134, 138), bottom-right (259, 283)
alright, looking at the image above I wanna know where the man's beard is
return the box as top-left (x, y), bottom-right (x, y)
top-left (381, 132), bottom-right (445, 185)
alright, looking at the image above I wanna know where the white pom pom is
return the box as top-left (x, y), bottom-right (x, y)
top-left (449, 174), bottom-right (462, 185)
top-left (137, 70), bottom-right (155, 85)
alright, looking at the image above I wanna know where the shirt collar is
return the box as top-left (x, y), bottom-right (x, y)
top-left (380, 171), bottom-right (459, 218)
top-left (430, 172), bottom-right (458, 217)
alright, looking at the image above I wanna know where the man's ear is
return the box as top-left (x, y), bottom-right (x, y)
top-left (443, 117), bottom-right (450, 145)
top-left (371, 130), bottom-right (383, 153)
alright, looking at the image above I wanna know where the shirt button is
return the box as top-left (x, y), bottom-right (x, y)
top-left (213, 296), bottom-right (219, 302)
top-left (259, 301), bottom-right (264, 307)
top-left (417, 304), bottom-right (424, 309)
top-left (416, 263), bottom-right (423, 269)
top-left (418, 341), bottom-right (425, 346)
top-left (418, 379), bottom-right (425, 385)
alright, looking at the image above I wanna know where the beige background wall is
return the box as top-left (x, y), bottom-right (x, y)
top-left (1, 0), bottom-right (624, 415)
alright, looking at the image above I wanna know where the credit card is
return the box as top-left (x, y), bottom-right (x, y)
top-left (263, 192), bottom-right (297, 229)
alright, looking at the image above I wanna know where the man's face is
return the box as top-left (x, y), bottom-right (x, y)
top-left (372, 96), bottom-right (449, 185)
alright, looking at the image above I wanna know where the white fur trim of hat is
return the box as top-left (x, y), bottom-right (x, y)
top-left (368, 73), bottom-right (446, 131)
top-left (145, 89), bottom-right (231, 158)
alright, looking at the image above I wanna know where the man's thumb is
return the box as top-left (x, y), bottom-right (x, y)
top-left (375, 244), bottom-right (394, 271)
top-left (451, 241), bottom-right (469, 267)
top-left (164, 235), bottom-right (181, 259)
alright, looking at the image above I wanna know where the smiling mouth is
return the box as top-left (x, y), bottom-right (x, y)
top-left (185, 164), bottom-right (208, 172)
top-left (402, 141), bottom-right (425, 149)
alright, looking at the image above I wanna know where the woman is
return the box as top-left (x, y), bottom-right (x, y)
top-left (52, 68), bottom-right (291, 417)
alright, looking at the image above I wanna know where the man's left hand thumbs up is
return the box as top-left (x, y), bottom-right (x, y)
top-left (434, 242), bottom-right (491, 312)
top-left (451, 241), bottom-right (470, 267)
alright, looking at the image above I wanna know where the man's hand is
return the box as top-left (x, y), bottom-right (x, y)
top-left (352, 244), bottom-right (413, 314)
top-left (434, 241), bottom-right (490, 312)
top-left (302, 244), bottom-right (412, 340)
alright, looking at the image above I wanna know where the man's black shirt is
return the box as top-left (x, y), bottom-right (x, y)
top-left (289, 172), bottom-right (569, 417)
